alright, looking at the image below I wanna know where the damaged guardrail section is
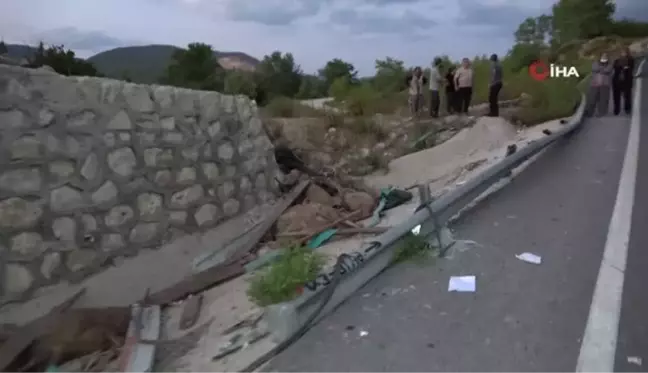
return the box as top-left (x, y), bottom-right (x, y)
top-left (256, 92), bottom-right (588, 369)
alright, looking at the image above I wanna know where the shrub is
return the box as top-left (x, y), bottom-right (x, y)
top-left (247, 246), bottom-right (326, 306)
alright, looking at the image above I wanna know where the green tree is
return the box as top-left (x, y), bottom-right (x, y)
top-left (551, 0), bottom-right (615, 45)
top-left (372, 57), bottom-right (406, 94)
top-left (296, 74), bottom-right (327, 99)
top-left (318, 58), bottom-right (357, 89)
top-left (329, 76), bottom-right (352, 100)
top-left (610, 19), bottom-right (648, 38)
top-left (515, 15), bottom-right (552, 45)
top-left (255, 51), bottom-right (302, 101)
top-left (162, 42), bottom-right (224, 91)
top-left (27, 42), bottom-right (99, 77)
top-left (223, 70), bottom-right (257, 98)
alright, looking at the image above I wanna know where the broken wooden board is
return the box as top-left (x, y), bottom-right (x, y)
top-left (146, 262), bottom-right (245, 306)
top-left (224, 180), bottom-right (310, 265)
top-left (0, 288), bottom-right (86, 371)
top-left (192, 180), bottom-right (311, 273)
top-left (120, 304), bottom-right (161, 372)
top-left (179, 294), bottom-right (203, 330)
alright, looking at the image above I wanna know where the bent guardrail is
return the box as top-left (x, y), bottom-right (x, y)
top-left (245, 92), bottom-right (589, 371)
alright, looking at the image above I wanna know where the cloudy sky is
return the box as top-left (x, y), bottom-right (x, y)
top-left (1, 0), bottom-right (646, 75)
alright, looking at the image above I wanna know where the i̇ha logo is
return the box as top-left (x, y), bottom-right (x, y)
top-left (529, 60), bottom-right (580, 81)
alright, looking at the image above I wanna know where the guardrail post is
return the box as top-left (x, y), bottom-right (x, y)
top-left (414, 184), bottom-right (455, 257)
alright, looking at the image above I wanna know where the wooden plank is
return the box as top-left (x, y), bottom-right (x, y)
top-left (224, 180), bottom-right (310, 265)
top-left (146, 262), bottom-right (245, 305)
top-left (121, 304), bottom-right (161, 373)
top-left (146, 180), bottom-right (310, 306)
top-left (0, 288), bottom-right (86, 371)
top-left (179, 294), bottom-right (203, 330)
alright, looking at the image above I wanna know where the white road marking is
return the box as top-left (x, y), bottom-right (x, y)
top-left (576, 58), bottom-right (644, 372)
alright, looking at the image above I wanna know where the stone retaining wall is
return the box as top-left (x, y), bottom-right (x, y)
top-left (0, 65), bottom-right (279, 304)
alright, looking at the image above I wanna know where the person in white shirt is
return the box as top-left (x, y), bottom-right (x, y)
top-left (454, 58), bottom-right (474, 114)
top-left (429, 57), bottom-right (443, 117)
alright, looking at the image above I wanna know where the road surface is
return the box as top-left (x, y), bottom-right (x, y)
top-left (265, 62), bottom-right (647, 372)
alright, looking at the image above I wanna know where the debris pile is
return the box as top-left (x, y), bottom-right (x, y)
top-left (0, 141), bottom-right (397, 372)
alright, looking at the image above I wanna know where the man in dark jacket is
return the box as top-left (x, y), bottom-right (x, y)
top-left (488, 54), bottom-right (503, 116)
top-left (612, 47), bottom-right (635, 115)
top-left (445, 66), bottom-right (457, 114)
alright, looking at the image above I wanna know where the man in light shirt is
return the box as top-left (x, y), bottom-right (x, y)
top-left (454, 58), bottom-right (474, 114)
top-left (429, 57), bottom-right (443, 117)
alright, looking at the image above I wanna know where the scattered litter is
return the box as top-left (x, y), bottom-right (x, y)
top-left (456, 180), bottom-right (466, 186)
top-left (411, 224), bottom-right (421, 235)
top-left (506, 215), bottom-right (517, 219)
top-left (627, 356), bottom-right (642, 366)
top-left (448, 276), bottom-right (476, 292)
top-left (515, 252), bottom-right (542, 265)
top-left (423, 304), bottom-right (432, 309)
top-left (359, 330), bottom-right (369, 337)
top-left (362, 293), bottom-right (371, 298)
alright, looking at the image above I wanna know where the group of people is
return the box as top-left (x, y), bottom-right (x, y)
top-left (406, 46), bottom-right (636, 120)
top-left (588, 47), bottom-right (636, 117)
top-left (405, 54), bottom-right (503, 118)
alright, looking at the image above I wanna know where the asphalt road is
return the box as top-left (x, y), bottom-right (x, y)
top-left (614, 67), bottom-right (648, 372)
top-left (266, 70), bottom-right (647, 371)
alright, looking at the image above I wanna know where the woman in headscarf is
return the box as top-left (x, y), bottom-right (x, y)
top-left (588, 52), bottom-right (614, 117)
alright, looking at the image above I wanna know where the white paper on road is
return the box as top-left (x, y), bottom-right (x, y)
top-left (515, 252), bottom-right (542, 264)
top-left (448, 275), bottom-right (476, 292)
top-left (627, 356), bottom-right (642, 366)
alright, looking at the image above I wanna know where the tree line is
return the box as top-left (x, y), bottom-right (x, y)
top-left (3, 0), bottom-right (647, 107)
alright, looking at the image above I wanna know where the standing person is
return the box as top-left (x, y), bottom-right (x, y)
top-left (488, 54), bottom-right (503, 117)
top-left (405, 66), bottom-right (427, 118)
top-left (429, 57), bottom-right (443, 117)
top-left (445, 66), bottom-right (457, 114)
top-left (612, 47), bottom-right (635, 115)
top-left (589, 52), bottom-right (613, 117)
top-left (454, 58), bottom-right (474, 114)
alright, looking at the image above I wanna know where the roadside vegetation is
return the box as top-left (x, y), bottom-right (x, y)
top-left (246, 246), bottom-right (325, 306)
top-left (5, 0), bottom-right (647, 129)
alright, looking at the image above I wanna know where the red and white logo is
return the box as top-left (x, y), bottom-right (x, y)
top-left (529, 60), bottom-right (580, 81)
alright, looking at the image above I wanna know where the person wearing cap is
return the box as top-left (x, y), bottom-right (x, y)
top-left (588, 52), bottom-right (613, 117)
top-left (612, 47), bottom-right (635, 115)
top-left (428, 57), bottom-right (443, 117)
top-left (488, 54), bottom-right (503, 117)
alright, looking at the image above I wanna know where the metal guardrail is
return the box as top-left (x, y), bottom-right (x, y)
top-left (244, 92), bottom-right (589, 372)
top-left (246, 59), bottom-right (647, 371)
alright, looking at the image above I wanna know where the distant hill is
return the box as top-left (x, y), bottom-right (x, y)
top-left (2, 43), bottom-right (260, 84)
top-left (88, 45), bottom-right (179, 83)
top-left (88, 45), bottom-right (260, 83)
top-left (4, 44), bottom-right (37, 59)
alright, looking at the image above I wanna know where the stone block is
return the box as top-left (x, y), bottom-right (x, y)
top-left (0, 168), bottom-right (42, 194)
top-left (170, 185), bottom-right (204, 209)
top-left (107, 147), bottom-right (137, 177)
top-left (50, 186), bottom-right (84, 212)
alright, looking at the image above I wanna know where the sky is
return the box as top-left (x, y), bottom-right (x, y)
top-left (1, 0), bottom-right (647, 75)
